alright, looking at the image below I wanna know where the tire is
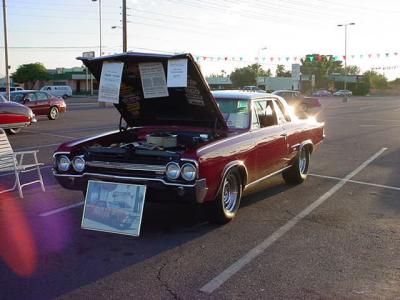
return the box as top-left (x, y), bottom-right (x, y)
top-left (282, 146), bottom-right (310, 185)
top-left (206, 169), bottom-right (242, 224)
top-left (48, 106), bottom-right (59, 120)
top-left (5, 128), bottom-right (22, 134)
top-left (62, 94), bottom-right (68, 99)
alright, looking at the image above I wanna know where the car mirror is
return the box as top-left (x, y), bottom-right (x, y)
top-left (23, 98), bottom-right (31, 103)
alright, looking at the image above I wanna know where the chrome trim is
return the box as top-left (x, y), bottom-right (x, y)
top-left (216, 161), bottom-right (249, 196)
top-left (244, 165), bottom-right (292, 190)
top-left (53, 170), bottom-right (198, 187)
top-left (53, 151), bottom-right (70, 158)
top-left (86, 160), bottom-right (166, 173)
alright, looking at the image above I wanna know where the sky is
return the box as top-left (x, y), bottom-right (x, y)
top-left (0, 0), bottom-right (399, 79)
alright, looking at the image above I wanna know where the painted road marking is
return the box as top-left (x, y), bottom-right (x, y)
top-left (39, 201), bottom-right (85, 217)
top-left (309, 173), bottom-right (400, 191)
top-left (359, 105), bottom-right (377, 111)
top-left (199, 147), bottom-right (387, 294)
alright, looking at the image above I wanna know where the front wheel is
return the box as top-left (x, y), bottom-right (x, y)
top-left (5, 128), bottom-right (22, 134)
top-left (48, 106), bottom-right (59, 120)
top-left (206, 170), bottom-right (242, 224)
top-left (282, 146), bottom-right (310, 185)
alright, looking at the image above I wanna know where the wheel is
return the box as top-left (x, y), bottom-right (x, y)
top-left (5, 128), bottom-right (22, 134)
top-left (62, 94), bottom-right (68, 99)
top-left (206, 170), bottom-right (242, 224)
top-left (282, 146), bottom-right (310, 185)
top-left (48, 106), bottom-right (59, 120)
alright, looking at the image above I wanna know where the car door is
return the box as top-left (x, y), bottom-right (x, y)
top-left (22, 92), bottom-right (38, 113)
top-left (35, 92), bottom-right (51, 115)
top-left (252, 98), bottom-right (288, 179)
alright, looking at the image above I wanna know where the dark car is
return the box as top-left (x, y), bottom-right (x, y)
top-left (312, 90), bottom-right (331, 97)
top-left (0, 94), bottom-right (36, 134)
top-left (272, 90), bottom-right (321, 113)
top-left (53, 53), bottom-right (324, 224)
top-left (9, 90), bottom-right (67, 120)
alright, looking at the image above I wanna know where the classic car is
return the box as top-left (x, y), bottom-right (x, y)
top-left (0, 94), bottom-right (36, 134)
top-left (53, 53), bottom-right (324, 224)
top-left (9, 90), bottom-right (67, 120)
top-left (272, 90), bottom-right (321, 113)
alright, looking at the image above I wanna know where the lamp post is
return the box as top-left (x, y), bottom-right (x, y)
top-left (337, 22), bottom-right (355, 93)
top-left (256, 46), bottom-right (267, 88)
top-left (92, 0), bottom-right (102, 56)
top-left (2, 0), bottom-right (10, 100)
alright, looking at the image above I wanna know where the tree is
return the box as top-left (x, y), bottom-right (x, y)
top-left (300, 54), bottom-right (344, 88)
top-left (230, 64), bottom-right (271, 87)
top-left (12, 63), bottom-right (49, 89)
top-left (363, 70), bottom-right (388, 89)
top-left (275, 64), bottom-right (291, 77)
top-left (343, 65), bottom-right (361, 75)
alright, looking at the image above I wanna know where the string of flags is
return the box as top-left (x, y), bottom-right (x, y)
top-left (194, 52), bottom-right (400, 63)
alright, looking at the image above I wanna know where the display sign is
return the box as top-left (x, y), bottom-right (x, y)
top-left (167, 58), bottom-right (188, 87)
top-left (98, 62), bottom-right (124, 104)
top-left (291, 64), bottom-right (301, 81)
top-left (82, 51), bottom-right (95, 58)
top-left (138, 62), bottom-right (169, 98)
top-left (81, 180), bottom-right (147, 237)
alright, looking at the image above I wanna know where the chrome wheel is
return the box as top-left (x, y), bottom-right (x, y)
top-left (299, 148), bottom-right (307, 174)
top-left (48, 107), bottom-right (59, 120)
top-left (222, 173), bottom-right (239, 213)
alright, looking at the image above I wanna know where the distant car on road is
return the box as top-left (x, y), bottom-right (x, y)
top-left (9, 90), bottom-right (67, 120)
top-left (333, 89), bottom-right (353, 97)
top-left (272, 90), bottom-right (321, 113)
top-left (312, 90), bottom-right (331, 97)
top-left (0, 86), bottom-right (24, 92)
top-left (40, 85), bottom-right (73, 99)
top-left (0, 94), bottom-right (36, 134)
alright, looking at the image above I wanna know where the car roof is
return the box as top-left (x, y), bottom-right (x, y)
top-left (212, 90), bottom-right (275, 100)
top-left (10, 90), bottom-right (36, 94)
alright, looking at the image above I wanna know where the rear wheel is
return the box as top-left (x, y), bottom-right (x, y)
top-left (62, 94), bottom-right (68, 99)
top-left (206, 169), bottom-right (242, 224)
top-left (282, 146), bottom-right (310, 185)
top-left (48, 106), bottom-right (59, 120)
top-left (5, 128), bottom-right (22, 134)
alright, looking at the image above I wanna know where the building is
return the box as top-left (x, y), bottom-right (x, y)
top-left (206, 76), bottom-right (233, 90)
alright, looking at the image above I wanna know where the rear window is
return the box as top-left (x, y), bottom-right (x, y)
top-left (216, 98), bottom-right (250, 129)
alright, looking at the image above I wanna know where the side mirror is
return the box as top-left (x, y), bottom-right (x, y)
top-left (23, 98), bottom-right (31, 104)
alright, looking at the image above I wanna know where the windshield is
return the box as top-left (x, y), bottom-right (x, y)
top-left (10, 92), bottom-right (25, 102)
top-left (216, 98), bottom-right (250, 129)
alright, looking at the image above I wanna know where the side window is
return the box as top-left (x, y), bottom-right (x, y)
top-left (251, 104), bottom-right (260, 129)
top-left (273, 100), bottom-right (288, 124)
top-left (36, 92), bottom-right (49, 101)
top-left (25, 93), bottom-right (37, 101)
top-left (275, 99), bottom-right (291, 122)
top-left (255, 99), bottom-right (278, 128)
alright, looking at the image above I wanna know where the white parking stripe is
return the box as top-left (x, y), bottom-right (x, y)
top-left (199, 147), bottom-right (387, 294)
top-left (309, 173), bottom-right (400, 191)
top-left (39, 201), bottom-right (84, 217)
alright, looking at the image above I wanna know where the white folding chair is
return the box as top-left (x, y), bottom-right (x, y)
top-left (0, 128), bottom-right (45, 198)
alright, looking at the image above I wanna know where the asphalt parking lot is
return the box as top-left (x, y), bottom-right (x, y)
top-left (1, 95), bottom-right (400, 299)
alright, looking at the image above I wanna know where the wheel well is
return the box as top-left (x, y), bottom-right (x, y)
top-left (232, 165), bottom-right (248, 187)
top-left (302, 143), bottom-right (313, 154)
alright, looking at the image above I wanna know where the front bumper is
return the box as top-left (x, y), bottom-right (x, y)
top-left (53, 170), bottom-right (208, 204)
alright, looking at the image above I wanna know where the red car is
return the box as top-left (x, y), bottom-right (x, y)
top-left (0, 94), bottom-right (36, 134)
top-left (272, 90), bottom-right (321, 113)
top-left (53, 53), bottom-right (324, 224)
top-left (9, 90), bottom-right (67, 120)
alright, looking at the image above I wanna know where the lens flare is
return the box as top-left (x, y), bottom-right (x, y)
top-left (0, 190), bottom-right (38, 277)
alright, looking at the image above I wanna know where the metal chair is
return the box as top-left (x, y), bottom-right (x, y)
top-left (0, 128), bottom-right (45, 198)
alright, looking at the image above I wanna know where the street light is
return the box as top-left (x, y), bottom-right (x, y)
top-left (2, 0), bottom-right (10, 100)
top-left (337, 22), bottom-right (355, 93)
top-left (92, 0), bottom-right (102, 56)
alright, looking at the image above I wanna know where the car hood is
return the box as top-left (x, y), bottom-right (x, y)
top-left (79, 52), bottom-right (227, 131)
top-left (0, 101), bottom-right (33, 116)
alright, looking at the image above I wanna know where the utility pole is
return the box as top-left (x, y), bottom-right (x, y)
top-left (2, 0), bottom-right (10, 100)
top-left (337, 22), bottom-right (355, 98)
top-left (92, 0), bottom-right (102, 56)
top-left (122, 0), bottom-right (127, 52)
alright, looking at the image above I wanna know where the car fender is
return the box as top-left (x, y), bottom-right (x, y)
top-left (214, 160), bottom-right (248, 198)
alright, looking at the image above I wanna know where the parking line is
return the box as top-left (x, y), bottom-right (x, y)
top-left (199, 147), bottom-right (387, 294)
top-left (309, 173), bottom-right (400, 191)
top-left (39, 201), bottom-right (85, 217)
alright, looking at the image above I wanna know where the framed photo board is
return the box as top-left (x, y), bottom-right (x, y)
top-left (81, 180), bottom-right (147, 237)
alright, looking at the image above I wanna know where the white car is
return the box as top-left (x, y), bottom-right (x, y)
top-left (333, 89), bottom-right (352, 97)
top-left (40, 85), bottom-right (73, 99)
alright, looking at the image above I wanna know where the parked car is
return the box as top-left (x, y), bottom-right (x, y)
top-left (312, 90), bottom-right (331, 97)
top-left (53, 53), bottom-right (324, 224)
top-left (0, 94), bottom-right (36, 134)
top-left (272, 90), bottom-right (321, 113)
top-left (9, 90), bottom-right (67, 120)
top-left (333, 89), bottom-right (353, 97)
top-left (40, 85), bottom-right (73, 99)
top-left (0, 87), bottom-right (24, 92)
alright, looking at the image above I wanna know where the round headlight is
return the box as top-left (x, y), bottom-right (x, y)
top-left (72, 156), bottom-right (85, 172)
top-left (166, 162), bottom-right (180, 180)
top-left (57, 155), bottom-right (70, 172)
top-left (181, 163), bottom-right (197, 181)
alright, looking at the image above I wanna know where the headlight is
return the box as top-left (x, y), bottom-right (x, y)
top-left (181, 163), bottom-right (197, 181)
top-left (72, 156), bottom-right (85, 172)
top-left (57, 155), bottom-right (70, 172)
top-left (166, 162), bottom-right (180, 180)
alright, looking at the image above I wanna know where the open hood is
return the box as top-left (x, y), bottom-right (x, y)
top-left (79, 53), bottom-right (227, 131)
